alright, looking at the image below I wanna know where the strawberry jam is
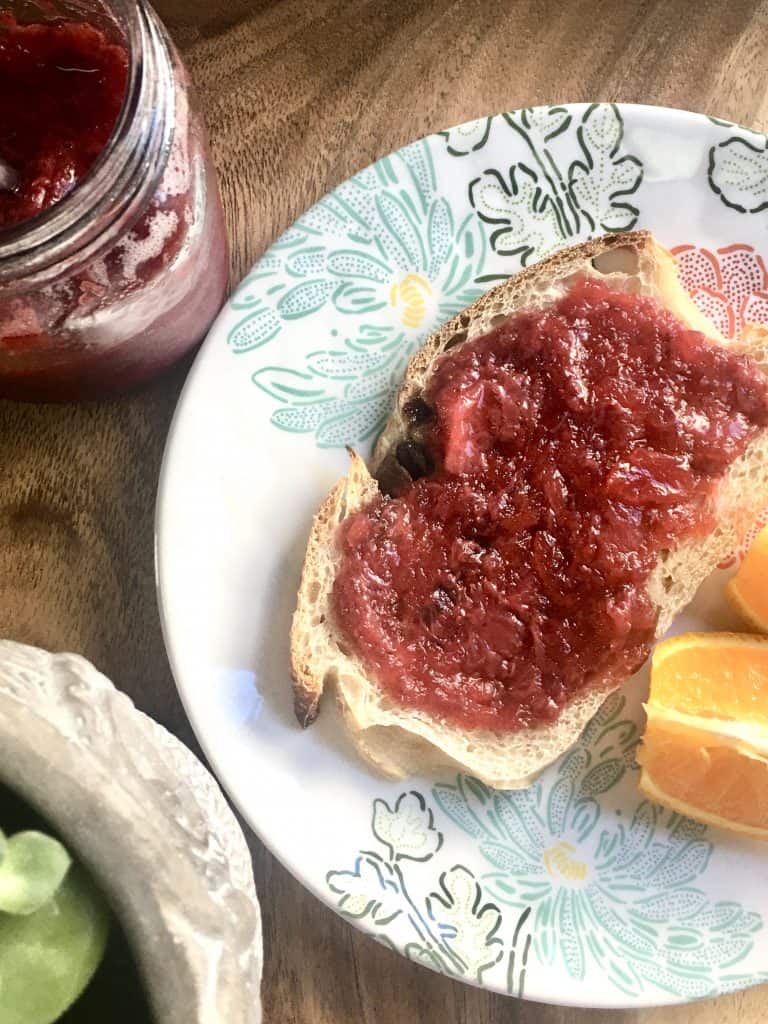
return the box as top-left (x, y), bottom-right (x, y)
top-left (332, 278), bottom-right (768, 731)
top-left (0, 6), bottom-right (229, 400)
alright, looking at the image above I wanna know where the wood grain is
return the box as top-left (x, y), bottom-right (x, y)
top-left (2, 0), bottom-right (768, 1021)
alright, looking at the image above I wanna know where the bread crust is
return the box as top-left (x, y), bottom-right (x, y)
top-left (289, 231), bottom-right (768, 789)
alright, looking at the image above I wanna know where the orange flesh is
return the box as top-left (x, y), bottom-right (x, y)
top-left (649, 633), bottom-right (768, 725)
top-left (639, 631), bottom-right (768, 837)
top-left (727, 525), bottom-right (768, 633)
top-left (639, 714), bottom-right (768, 834)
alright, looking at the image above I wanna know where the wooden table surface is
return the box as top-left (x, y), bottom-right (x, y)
top-left (3, 1), bottom-right (768, 1021)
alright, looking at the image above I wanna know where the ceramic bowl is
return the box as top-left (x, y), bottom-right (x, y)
top-left (0, 639), bottom-right (262, 1023)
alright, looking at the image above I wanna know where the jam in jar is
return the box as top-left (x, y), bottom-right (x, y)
top-left (0, 1), bottom-right (229, 400)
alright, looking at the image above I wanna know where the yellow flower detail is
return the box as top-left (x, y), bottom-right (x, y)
top-left (390, 274), bottom-right (432, 328)
top-left (543, 841), bottom-right (588, 883)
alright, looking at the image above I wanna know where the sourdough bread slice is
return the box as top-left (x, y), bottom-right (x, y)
top-left (290, 231), bottom-right (768, 789)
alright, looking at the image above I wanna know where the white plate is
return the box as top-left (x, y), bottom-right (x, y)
top-left (157, 104), bottom-right (768, 1008)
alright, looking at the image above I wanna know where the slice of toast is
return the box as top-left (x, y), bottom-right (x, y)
top-left (290, 231), bottom-right (768, 789)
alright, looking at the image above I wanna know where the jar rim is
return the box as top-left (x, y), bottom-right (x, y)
top-left (0, 0), bottom-right (175, 280)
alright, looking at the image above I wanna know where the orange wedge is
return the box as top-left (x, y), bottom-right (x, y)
top-left (727, 523), bottom-right (768, 633)
top-left (637, 632), bottom-right (768, 839)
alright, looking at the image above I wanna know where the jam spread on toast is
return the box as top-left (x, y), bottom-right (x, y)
top-left (333, 278), bottom-right (768, 730)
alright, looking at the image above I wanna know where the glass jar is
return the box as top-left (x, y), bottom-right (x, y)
top-left (0, 0), bottom-right (229, 401)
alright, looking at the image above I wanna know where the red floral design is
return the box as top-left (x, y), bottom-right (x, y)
top-left (672, 243), bottom-right (768, 339)
top-left (717, 506), bottom-right (768, 570)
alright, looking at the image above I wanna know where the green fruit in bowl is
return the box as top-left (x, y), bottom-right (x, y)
top-left (0, 830), bottom-right (72, 915)
top-left (0, 828), bottom-right (110, 1024)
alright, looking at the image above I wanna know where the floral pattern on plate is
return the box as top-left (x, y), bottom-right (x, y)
top-left (708, 123), bottom-right (768, 215)
top-left (326, 790), bottom-right (528, 988)
top-left (673, 243), bottom-right (768, 338)
top-left (434, 696), bottom-right (767, 1000)
top-left (326, 696), bottom-right (768, 1000)
top-left (456, 105), bottom-right (643, 270)
top-left (230, 142), bottom-right (486, 446)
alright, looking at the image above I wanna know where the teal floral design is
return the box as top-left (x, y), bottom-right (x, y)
top-left (433, 695), bottom-right (767, 1000)
top-left (463, 104), bottom-right (643, 270)
top-left (230, 141), bottom-right (487, 447)
top-left (324, 695), bottom-right (766, 1001)
top-left (326, 790), bottom-right (517, 985)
